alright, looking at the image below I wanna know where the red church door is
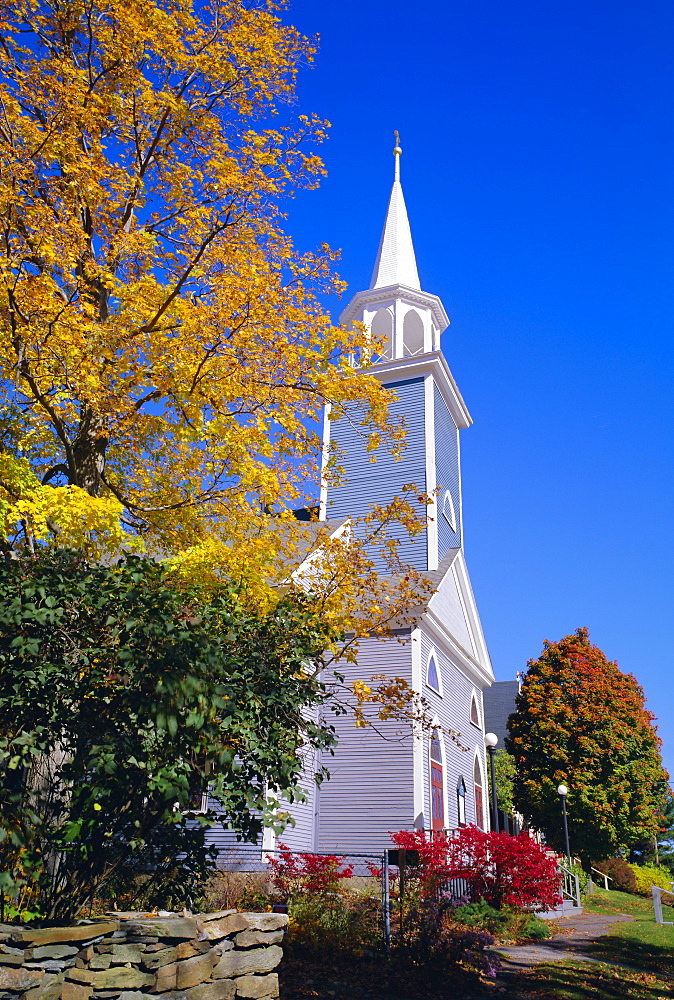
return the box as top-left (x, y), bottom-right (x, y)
top-left (430, 730), bottom-right (444, 833)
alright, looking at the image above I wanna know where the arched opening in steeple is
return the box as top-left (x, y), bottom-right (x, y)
top-left (370, 307), bottom-right (393, 360)
top-left (402, 308), bottom-right (424, 356)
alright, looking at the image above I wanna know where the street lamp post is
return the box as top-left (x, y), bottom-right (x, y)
top-left (485, 733), bottom-right (499, 833)
top-left (557, 784), bottom-right (571, 863)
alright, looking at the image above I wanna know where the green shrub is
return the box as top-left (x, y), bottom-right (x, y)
top-left (287, 894), bottom-right (380, 955)
top-left (519, 915), bottom-right (553, 940)
top-left (628, 863), bottom-right (674, 898)
top-left (452, 899), bottom-right (505, 934)
top-left (451, 899), bottom-right (552, 942)
top-left (0, 552), bottom-right (340, 922)
top-left (595, 858), bottom-right (637, 894)
top-left (569, 862), bottom-right (590, 897)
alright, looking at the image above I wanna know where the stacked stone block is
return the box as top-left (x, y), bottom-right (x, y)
top-left (0, 910), bottom-right (287, 1000)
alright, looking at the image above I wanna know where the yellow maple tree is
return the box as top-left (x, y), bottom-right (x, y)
top-left (0, 0), bottom-right (440, 699)
top-left (0, 1), bottom-right (391, 540)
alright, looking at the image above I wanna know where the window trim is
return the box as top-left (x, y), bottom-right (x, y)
top-left (469, 690), bottom-right (481, 729)
top-left (430, 722), bottom-right (447, 831)
top-left (473, 752), bottom-right (486, 830)
top-left (456, 775), bottom-right (467, 827)
top-left (442, 489), bottom-right (457, 531)
top-left (425, 648), bottom-right (443, 696)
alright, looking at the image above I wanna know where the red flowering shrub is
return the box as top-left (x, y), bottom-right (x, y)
top-left (389, 827), bottom-right (562, 911)
top-left (268, 844), bottom-right (354, 899)
top-left (446, 828), bottom-right (562, 910)
top-left (389, 829), bottom-right (456, 896)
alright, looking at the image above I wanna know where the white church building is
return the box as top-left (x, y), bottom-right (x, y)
top-left (207, 146), bottom-right (495, 858)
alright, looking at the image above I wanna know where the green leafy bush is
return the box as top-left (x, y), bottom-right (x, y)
top-left (452, 899), bottom-right (505, 934)
top-left (628, 863), bottom-right (674, 898)
top-left (287, 895), bottom-right (380, 956)
top-left (0, 552), bottom-right (339, 922)
top-left (569, 862), bottom-right (590, 897)
top-left (452, 899), bottom-right (552, 942)
top-left (519, 915), bottom-right (553, 940)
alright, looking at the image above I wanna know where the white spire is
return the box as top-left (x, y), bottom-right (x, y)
top-left (369, 133), bottom-right (420, 290)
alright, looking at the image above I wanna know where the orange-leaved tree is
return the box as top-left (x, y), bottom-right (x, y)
top-left (507, 628), bottom-right (669, 865)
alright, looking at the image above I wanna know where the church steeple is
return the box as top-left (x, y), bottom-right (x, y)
top-left (325, 143), bottom-right (472, 572)
top-left (339, 133), bottom-right (451, 361)
top-left (370, 135), bottom-right (420, 290)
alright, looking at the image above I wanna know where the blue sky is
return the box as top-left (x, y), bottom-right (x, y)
top-left (279, 0), bottom-right (674, 779)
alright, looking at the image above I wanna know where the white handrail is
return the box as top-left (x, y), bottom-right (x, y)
top-left (558, 862), bottom-right (581, 907)
top-left (590, 866), bottom-right (614, 891)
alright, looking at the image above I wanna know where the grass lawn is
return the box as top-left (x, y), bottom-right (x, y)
top-left (582, 886), bottom-right (674, 975)
top-left (518, 888), bottom-right (674, 999)
top-left (522, 960), bottom-right (673, 999)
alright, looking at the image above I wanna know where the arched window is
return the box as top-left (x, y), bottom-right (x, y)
top-left (456, 776), bottom-right (467, 827)
top-left (402, 309), bottom-right (424, 356)
top-left (442, 490), bottom-right (457, 531)
top-left (427, 653), bottom-right (441, 694)
top-left (371, 308), bottom-right (393, 359)
top-left (474, 757), bottom-right (485, 830)
top-left (430, 730), bottom-right (445, 832)
top-left (470, 693), bottom-right (480, 727)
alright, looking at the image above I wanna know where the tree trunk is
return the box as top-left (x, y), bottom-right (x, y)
top-left (72, 407), bottom-right (108, 495)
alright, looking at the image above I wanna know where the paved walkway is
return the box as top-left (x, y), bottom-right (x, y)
top-left (492, 911), bottom-right (634, 974)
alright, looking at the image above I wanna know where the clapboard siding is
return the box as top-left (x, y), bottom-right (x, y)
top-left (280, 744), bottom-right (319, 851)
top-left (419, 629), bottom-right (487, 830)
top-left (203, 710), bottom-right (322, 856)
top-left (203, 798), bottom-right (254, 857)
top-left (317, 635), bottom-right (415, 853)
top-left (327, 378), bottom-right (428, 571)
top-left (203, 787), bottom-right (316, 858)
top-left (434, 383), bottom-right (461, 559)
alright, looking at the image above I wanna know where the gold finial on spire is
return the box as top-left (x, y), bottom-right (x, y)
top-left (393, 130), bottom-right (402, 181)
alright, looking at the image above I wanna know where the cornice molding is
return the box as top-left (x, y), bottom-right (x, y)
top-left (368, 352), bottom-right (472, 429)
top-left (339, 283), bottom-right (450, 332)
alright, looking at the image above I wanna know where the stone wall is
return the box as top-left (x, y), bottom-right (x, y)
top-left (0, 910), bottom-right (287, 1000)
